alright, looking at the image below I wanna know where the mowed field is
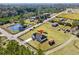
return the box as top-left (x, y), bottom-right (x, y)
top-left (50, 39), bottom-right (79, 55)
top-left (57, 13), bottom-right (79, 20)
top-left (20, 22), bottom-right (71, 50)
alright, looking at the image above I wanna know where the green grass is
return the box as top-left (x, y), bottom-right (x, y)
top-left (0, 15), bottom-right (20, 22)
top-left (20, 22), bottom-right (70, 40)
top-left (50, 39), bottom-right (79, 55)
top-left (65, 19), bottom-right (73, 25)
top-left (0, 36), bottom-right (9, 48)
top-left (24, 19), bottom-right (36, 25)
top-left (57, 13), bottom-right (79, 20)
top-left (20, 22), bottom-right (71, 50)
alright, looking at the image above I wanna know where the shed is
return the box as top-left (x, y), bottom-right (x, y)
top-left (52, 22), bottom-right (59, 27)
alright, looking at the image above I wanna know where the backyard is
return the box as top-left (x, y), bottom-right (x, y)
top-left (19, 22), bottom-right (71, 51)
top-left (50, 39), bottom-right (79, 55)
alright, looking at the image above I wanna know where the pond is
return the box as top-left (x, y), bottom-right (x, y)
top-left (8, 23), bottom-right (26, 33)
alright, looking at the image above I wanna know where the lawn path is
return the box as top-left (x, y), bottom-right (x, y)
top-left (45, 35), bottom-right (78, 55)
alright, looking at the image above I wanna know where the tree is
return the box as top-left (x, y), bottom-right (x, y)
top-left (17, 45), bottom-right (33, 55)
top-left (0, 37), bottom-right (6, 55)
top-left (5, 40), bottom-right (33, 55)
top-left (37, 43), bottom-right (44, 55)
top-left (0, 36), bottom-right (2, 46)
top-left (0, 47), bottom-right (5, 55)
top-left (5, 40), bottom-right (19, 55)
top-left (19, 20), bottom-right (25, 25)
top-left (72, 20), bottom-right (79, 27)
top-left (0, 39), bottom-right (44, 55)
top-left (39, 19), bottom-right (43, 23)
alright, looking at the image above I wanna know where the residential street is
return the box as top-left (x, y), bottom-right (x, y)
top-left (0, 10), bottom-right (71, 53)
top-left (14, 10), bottom-right (65, 38)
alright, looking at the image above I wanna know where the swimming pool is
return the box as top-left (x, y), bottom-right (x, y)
top-left (8, 23), bottom-right (25, 33)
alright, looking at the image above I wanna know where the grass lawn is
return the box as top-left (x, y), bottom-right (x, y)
top-left (50, 39), bottom-right (79, 55)
top-left (65, 19), bottom-right (73, 25)
top-left (24, 19), bottom-right (36, 25)
top-left (57, 13), bottom-right (79, 20)
top-left (20, 22), bottom-right (71, 51)
top-left (0, 36), bottom-right (9, 48)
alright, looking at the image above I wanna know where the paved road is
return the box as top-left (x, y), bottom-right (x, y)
top-left (1, 9), bottom-right (77, 54)
top-left (0, 28), bottom-right (14, 40)
top-left (14, 23), bottom-right (42, 37)
top-left (0, 34), bottom-right (4, 36)
top-left (45, 35), bottom-right (78, 55)
top-left (0, 10), bottom-right (67, 48)
top-left (22, 38), bottom-right (32, 44)
top-left (14, 11), bottom-right (65, 38)
top-left (0, 9), bottom-right (78, 54)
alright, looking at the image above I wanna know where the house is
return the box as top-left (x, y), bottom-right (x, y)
top-left (71, 26), bottom-right (79, 35)
top-left (60, 18), bottom-right (66, 21)
top-left (32, 33), bottom-right (47, 43)
top-left (32, 30), bottom-right (47, 43)
top-left (30, 16), bottom-right (36, 22)
top-left (52, 22), bottom-right (59, 27)
top-left (48, 40), bottom-right (55, 46)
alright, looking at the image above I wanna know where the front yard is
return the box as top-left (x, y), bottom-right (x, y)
top-left (20, 22), bottom-right (71, 51)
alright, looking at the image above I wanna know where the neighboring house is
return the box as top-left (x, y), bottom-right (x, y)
top-left (60, 18), bottom-right (67, 21)
top-left (30, 16), bottom-right (36, 22)
top-left (71, 26), bottom-right (79, 35)
top-left (52, 22), bottom-right (59, 27)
